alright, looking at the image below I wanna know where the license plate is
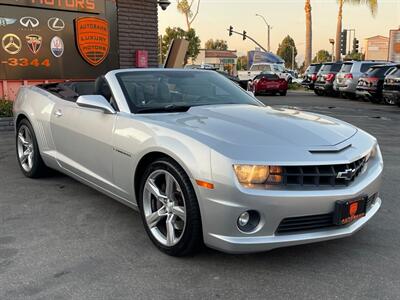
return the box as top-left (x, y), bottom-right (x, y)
top-left (333, 196), bottom-right (367, 225)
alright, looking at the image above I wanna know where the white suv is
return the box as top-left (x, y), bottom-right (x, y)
top-left (334, 61), bottom-right (384, 98)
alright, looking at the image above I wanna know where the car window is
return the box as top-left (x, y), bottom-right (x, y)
top-left (116, 71), bottom-right (262, 113)
top-left (320, 64), bottom-right (333, 72)
top-left (360, 63), bottom-right (378, 73)
top-left (367, 66), bottom-right (393, 77)
top-left (340, 63), bottom-right (353, 73)
top-left (331, 63), bottom-right (343, 72)
top-left (391, 68), bottom-right (400, 77)
top-left (260, 73), bottom-right (279, 79)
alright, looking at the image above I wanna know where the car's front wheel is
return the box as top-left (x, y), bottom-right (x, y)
top-left (16, 119), bottom-right (48, 178)
top-left (138, 157), bottom-right (202, 256)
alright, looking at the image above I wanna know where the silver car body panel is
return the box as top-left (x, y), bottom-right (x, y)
top-left (13, 69), bottom-right (383, 253)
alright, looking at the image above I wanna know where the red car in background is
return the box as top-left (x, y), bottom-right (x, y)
top-left (248, 72), bottom-right (288, 96)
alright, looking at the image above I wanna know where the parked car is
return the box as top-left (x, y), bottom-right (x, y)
top-left (13, 69), bottom-right (382, 256)
top-left (247, 72), bottom-right (288, 96)
top-left (356, 64), bottom-right (397, 103)
top-left (314, 62), bottom-right (343, 96)
top-left (382, 64), bottom-right (400, 106)
top-left (301, 63), bottom-right (322, 90)
top-left (238, 63), bottom-right (291, 88)
top-left (334, 61), bottom-right (383, 99)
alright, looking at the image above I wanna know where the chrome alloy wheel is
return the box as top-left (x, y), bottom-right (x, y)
top-left (142, 170), bottom-right (187, 247)
top-left (17, 125), bottom-right (34, 172)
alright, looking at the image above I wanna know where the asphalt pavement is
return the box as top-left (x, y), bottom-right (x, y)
top-left (1, 92), bottom-right (399, 299)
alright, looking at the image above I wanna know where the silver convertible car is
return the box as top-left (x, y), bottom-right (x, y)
top-left (14, 69), bottom-right (383, 256)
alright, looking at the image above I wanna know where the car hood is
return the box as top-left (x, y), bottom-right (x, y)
top-left (139, 104), bottom-right (357, 149)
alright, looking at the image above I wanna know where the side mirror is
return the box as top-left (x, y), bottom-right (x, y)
top-left (76, 95), bottom-right (116, 114)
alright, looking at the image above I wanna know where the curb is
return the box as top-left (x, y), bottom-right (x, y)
top-left (0, 117), bottom-right (14, 131)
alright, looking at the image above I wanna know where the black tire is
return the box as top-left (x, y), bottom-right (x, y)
top-left (280, 91), bottom-right (287, 96)
top-left (138, 157), bottom-right (202, 256)
top-left (370, 97), bottom-right (383, 104)
top-left (16, 119), bottom-right (48, 178)
top-left (314, 90), bottom-right (324, 96)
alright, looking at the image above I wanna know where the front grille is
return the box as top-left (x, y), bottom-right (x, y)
top-left (276, 213), bottom-right (334, 234)
top-left (276, 193), bottom-right (378, 235)
top-left (281, 156), bottom-right (366, 187)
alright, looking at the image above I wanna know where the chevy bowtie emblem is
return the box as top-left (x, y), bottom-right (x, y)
top-left (26, 34), bottom-right (42, 54)
top-left (337, 168), bottom-right (357, 181)
top-left (20, 16), bottom-right (39, 28)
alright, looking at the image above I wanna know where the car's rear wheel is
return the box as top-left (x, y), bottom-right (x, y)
top-left (280, 91), bottom-right (287, 96)
top-left (16, 119), bottom-right (48, 178)
top-left (370, 97), bottom-right (383, 104)
top-left (383, 96), bottom-right (396, 105)
top-left (138, 157), bottom-right (202, 256)
top-left (314, 90), bottom-right (324, 96)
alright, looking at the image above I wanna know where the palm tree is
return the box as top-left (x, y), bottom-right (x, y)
top-left (304, 0), bottom-right (312, 68)
top-left (335, 0), bottom-right (378, 61)
top-left (177, 0), bottom-right (201, 31)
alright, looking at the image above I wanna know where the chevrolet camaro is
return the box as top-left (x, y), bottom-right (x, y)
top-left (13, 69), bottom-right (383, 256)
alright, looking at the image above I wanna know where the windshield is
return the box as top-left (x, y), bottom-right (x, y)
top-left (116, 70), bottom-right (262, 113)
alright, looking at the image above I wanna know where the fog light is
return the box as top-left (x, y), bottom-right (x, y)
top-left (238, 211), bottom-right (250, 227)
top-left (237, 210), bottom-right (260, 233)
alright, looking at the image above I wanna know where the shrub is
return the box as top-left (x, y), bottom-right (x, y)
top-left (0, 99), bottom-right (13, 117)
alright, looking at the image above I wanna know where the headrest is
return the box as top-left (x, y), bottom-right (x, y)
top-left (94, 76), bottom-right (112, 100)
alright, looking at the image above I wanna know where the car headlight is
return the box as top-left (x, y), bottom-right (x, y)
top-left (233, 165), bottom-right (283, 185)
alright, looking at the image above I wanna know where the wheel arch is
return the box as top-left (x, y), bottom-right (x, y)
top-left (134, 151), bottom-right (197, 204)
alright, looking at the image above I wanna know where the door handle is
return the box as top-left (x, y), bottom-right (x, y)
top-left (54, 110), bottom-right (63, 117)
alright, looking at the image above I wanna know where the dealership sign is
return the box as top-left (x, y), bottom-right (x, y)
top-left (0, 0), bottom-right (118, 80)
top-left (0, 0), bottom-right (104, 13)
top-left (388, 29), bottom-right (400, 63)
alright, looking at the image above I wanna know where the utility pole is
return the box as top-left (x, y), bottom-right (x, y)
top-left (255, 13), bottom-right (272, 52)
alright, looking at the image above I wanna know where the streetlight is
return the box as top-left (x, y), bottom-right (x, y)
top-left (329, 39), bottom-right (335, 62)
top-left (255, 13), bottom-right (272, 52)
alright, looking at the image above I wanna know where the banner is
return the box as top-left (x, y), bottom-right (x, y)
top-left (388, 29), bottom-right (400, 63)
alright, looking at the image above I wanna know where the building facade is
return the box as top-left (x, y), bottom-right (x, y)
top-left (191, 49), bottom-right (238, 75)
top-left (363, 35), bottom-right (389, 61)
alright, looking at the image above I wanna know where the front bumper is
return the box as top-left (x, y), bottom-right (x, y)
top-left (198, 146), bottom-right (383, 254)
top-left (207, 198), bottom-right (381, 253)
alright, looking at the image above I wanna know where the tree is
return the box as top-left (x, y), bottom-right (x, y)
top-left (277, 35), bottom-right (298, 69)
top-left (335, 0), bottom-right (378, 61)
top-left (177, 0), bottom-right (201, 31)
top-left (312, 50), bottom-right (332, 63)
top-left (161, 27), bottom-right (201, 64)
top-left (205, 39), bottom-right (228, 50)
top-left (304, 0), bottom-right (312, 68)
top-left (344, 51), bottom-right (364, 61)
top-left (237, 55), bottom-right (248, 71)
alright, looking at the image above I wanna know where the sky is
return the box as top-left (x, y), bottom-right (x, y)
top-left (158, 0), bottom-right (400, 63)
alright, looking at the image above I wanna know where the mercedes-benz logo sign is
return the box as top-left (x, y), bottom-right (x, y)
top-left (20, 16), bottom-right (39, 28)
top-left (2, 34), bottom-right (22, 55)
top-left (48, 17), bottom-right (65, 32)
